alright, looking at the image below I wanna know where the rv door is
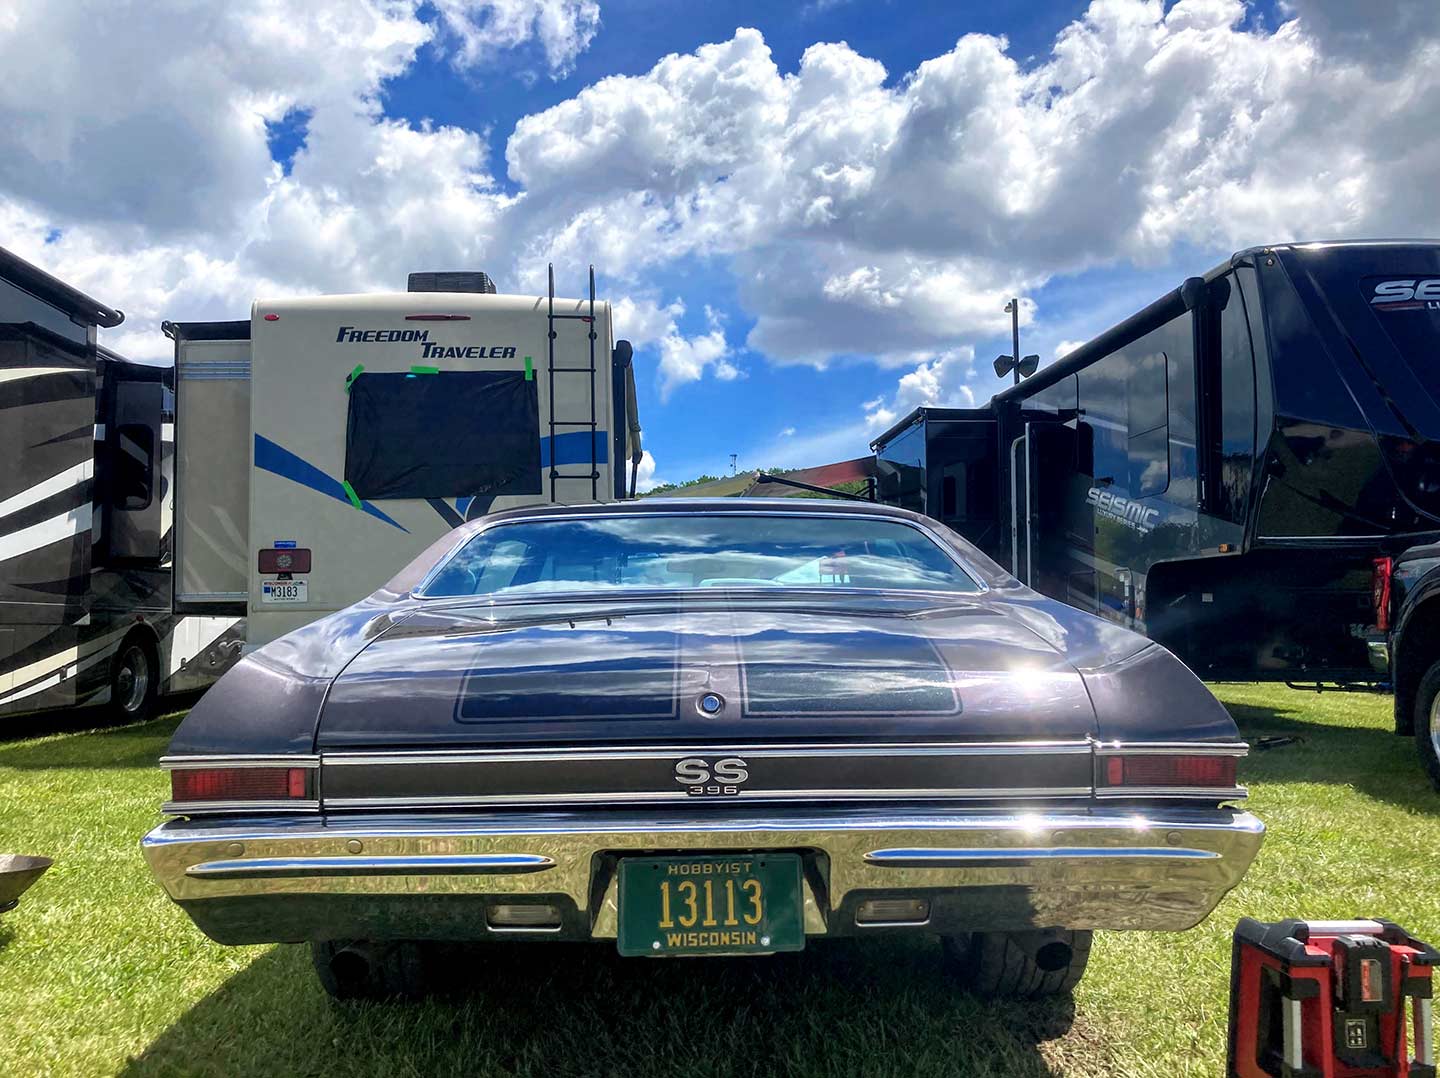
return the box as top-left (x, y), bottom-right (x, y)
top-left (102, 378), bottom-right (164, 561)
top-left (171, 328), bottom-right (250, 616)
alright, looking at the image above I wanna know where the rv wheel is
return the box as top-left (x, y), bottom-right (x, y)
top-left (109, 637), bottom-right (157, 723)
top-left (1417, 660), bottom-right (1440, 790)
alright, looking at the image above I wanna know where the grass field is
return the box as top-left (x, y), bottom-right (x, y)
top-left (1, 684), bottom-right (1437, 1077)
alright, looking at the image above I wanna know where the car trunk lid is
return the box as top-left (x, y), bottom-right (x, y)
top-left (316, 594), bottom-right (1099, 808)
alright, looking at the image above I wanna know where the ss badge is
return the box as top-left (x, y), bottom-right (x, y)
top-left (674, 757), bottom-right (749, 797)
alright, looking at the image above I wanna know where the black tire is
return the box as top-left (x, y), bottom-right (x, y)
top-left (311, 940), bottom-right (428, 1000)
top-left (943, 929), bottom-right (1092, 998)
top-left (1413, 659), bottom-right (1440, 790)
top-left (108, 635), bottom-right (158, 723)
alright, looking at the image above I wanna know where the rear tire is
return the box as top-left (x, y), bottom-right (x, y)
top-left (1414, 659), bottom-right (1440, 790)
top-left (943, 929), bottom-right (1092, 998)
top-left (108, 636), bottom-right (157, 723)
top-left (311, 940), bottom-right (428, 1000)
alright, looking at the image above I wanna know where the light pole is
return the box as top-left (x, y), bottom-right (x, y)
top-left (993, 297), bottom-right (1039, 384)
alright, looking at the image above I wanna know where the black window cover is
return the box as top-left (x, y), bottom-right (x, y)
top-left (344, 371), bottom-right (541, 500)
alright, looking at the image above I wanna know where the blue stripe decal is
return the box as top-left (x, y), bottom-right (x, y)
top-left (541, 430), bottom-right (609, 468)
top-left (253, 435), bottom-right (408, 532)
top-left (455, 496), bottom-right (474, 517)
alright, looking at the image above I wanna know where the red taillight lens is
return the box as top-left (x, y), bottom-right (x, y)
top-left (1102, 755), bottom-right (1237, 788)
top-left (1373, 556), bottom-right (1393, 632)
top-left (170, 767), bottom-right (308, 802)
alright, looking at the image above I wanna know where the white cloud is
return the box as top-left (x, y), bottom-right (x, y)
top-left (779, 426), bottom-right (796, 438)
top-left (432, 0), bottom-right (601, 77)
top-left (863, 348), bottom-right (978, 433)
top-left (610, 295), bottom-right (738, 400)
top-left (632, 449), bottom-right (662, 492)
top-left (1055, 339), bottom-right (1086, 360)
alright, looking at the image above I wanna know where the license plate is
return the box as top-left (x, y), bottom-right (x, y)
top-left (261, 579), bottom-right (307, 603)
top-left (616, 853), bottom-right (804, 957)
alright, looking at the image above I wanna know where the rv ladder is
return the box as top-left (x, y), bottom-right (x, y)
top-left (546, 263), bottom-right (600, 502)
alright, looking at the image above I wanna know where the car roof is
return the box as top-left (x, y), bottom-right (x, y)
top-left (482, 496), bottom-right (924, 524)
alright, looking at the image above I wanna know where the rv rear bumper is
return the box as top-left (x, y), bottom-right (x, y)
top-left (141, 804), bottom-right (1264, 945)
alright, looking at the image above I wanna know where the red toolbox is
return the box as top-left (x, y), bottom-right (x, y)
top-left (1229, 918), bottom-right (1437, 1077)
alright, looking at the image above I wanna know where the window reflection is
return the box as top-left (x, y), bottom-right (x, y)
top-left (421, 515), bottom-right (982, 597)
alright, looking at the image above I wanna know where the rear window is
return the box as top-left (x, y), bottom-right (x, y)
top-left (419, 514), bottom-right (981, 597)
top-left (344, 370), bottom-right (541, 500)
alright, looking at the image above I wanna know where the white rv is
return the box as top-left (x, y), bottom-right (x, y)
top-left (165, 268), bottom-right (643, 648)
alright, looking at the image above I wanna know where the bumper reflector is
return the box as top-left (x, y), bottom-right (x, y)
top-left (488, 904), bottom-right (562, 929)
top-left (170, 767), bottom-right (308, 803)
top-left (856, 898), bottom-right (931, 925)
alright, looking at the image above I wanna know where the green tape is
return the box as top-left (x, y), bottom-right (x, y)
top-left (341, 480), bottom-right (362, 510)
top-left (344, 363), bottom-right (365, 392)
top-left (524, 355), bottom-right (534, 381)
top-left (410, 364), bottom-right (440, 375)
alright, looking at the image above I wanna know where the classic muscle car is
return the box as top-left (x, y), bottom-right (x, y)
top-left (142, 499), bottom-right (1263, 999)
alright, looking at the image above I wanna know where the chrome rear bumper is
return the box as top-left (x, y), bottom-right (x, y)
top-left (142, 804), bottom-right (1264, 945)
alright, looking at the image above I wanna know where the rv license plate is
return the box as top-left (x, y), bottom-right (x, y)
top-left (261, 579), bottom-right (307, 603)
top-left (616, 854), bottom-right (804, 957)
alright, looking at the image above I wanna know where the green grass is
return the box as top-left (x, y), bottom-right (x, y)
top-left (0, 685), bottom-right (1436, 1077)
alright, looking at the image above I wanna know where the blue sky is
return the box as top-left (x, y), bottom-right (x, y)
top-left (2, 0), bottom-right (1431, 490)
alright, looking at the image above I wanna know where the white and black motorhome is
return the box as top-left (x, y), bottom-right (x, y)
top-left (873, 240), bottom-right (1440, 684)
top-left (1, 247), bottom-right (241, 722)
top-left (165, 266), bottom-right (643, 649)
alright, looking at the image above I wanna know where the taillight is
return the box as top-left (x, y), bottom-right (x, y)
top-left (1373, 556), bottom-right (1393, 632)
top-left (1102, 755), bottom-right (1237, 789)
top-left (170, 767), bottom-right (309, 803)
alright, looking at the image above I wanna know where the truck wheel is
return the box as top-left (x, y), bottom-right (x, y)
top-left (311, 940), bottom-right (427, 1000)
top-left (1415, 660), bottom-right (1440, 790)
top-left (108, 636), bottom-right (157, 723)
top-left (943, 929), bottom-right (1092, 998)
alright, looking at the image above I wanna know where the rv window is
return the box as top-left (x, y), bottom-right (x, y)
top-left (1126, 344), bottom-right (1169, 498)
top-left (1214, 272), bottom-right (1257, 523)
top-left (114, 423), bottom-right (155, 511)
top-left (344, 371), bottom-right (542, 501)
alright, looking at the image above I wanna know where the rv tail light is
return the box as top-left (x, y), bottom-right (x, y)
top-left (170, 767), bottom-right (309, 803)
top-left (263, 313), bottom-right (279, 321)
top-left (1102, 755), bottom-right (1237, 789)
top-left (1373, 556), bottom-right (1393, 632)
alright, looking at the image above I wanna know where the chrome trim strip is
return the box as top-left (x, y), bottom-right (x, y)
top-left (1092, 742), bottom-right (1249, 757)
top-left (162, 799), bottom-right (321, 814)
top-left (863, 846), bottom-right (1221, 866)
top-left (187, 853), bottom-right (555, 880)
top-left (143, 806), bottom-right (1267, 845)
top-left (322, 788), bottom-right (1096, 809)
top-left (412, 509), bottom-right (991, 597)
top-left (322, 741), bottom-right (1093, 767)
top-left (162, 755), bottom-right (321, 770)
top-left (1093, 785), bottom-right (1247, 800)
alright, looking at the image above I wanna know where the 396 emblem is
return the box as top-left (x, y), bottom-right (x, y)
top-left (674, 757), bottom-right (748, 796)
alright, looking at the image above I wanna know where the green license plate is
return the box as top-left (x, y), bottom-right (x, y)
top-left (616, 853), bottom-right (805, 957)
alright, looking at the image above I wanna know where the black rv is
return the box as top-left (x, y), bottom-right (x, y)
top-left (0, 247), bottom-right (241, 723)
top-left (873, 240), bottom-right (1440, 688)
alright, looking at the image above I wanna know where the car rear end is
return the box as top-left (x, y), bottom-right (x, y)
top-left (142, 502), bottom-right (1264, 997)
